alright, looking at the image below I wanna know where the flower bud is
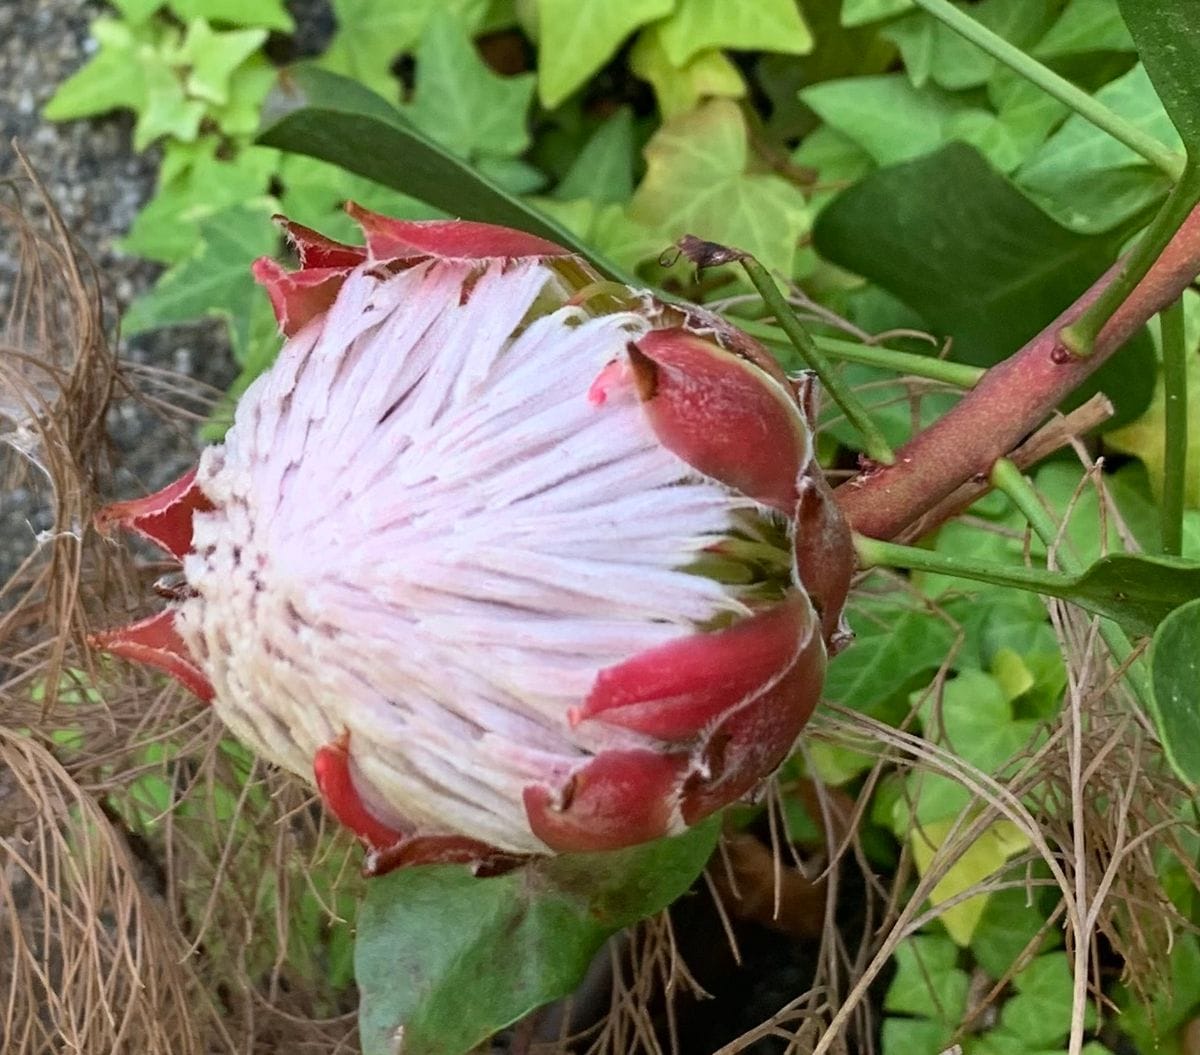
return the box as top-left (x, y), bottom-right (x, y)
top-left (92, 208), bottom-right (852, 874)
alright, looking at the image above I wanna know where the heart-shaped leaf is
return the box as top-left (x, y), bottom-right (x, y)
top-left (356, 820), bottom-right (719, 1055)
top-left (1149, 597), bottom-right (1200, 784)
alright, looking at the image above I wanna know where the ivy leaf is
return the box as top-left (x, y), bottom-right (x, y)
top-left (999, 953), bottom-right (1091, 1047)
top-left (800, 74), bottom-right (970, 166)
top-left (970, 887), bottom-right (1059, 979)
top-left (535, 0), bottom-right (674, 109)
top-left (823, 596), bottom-right (955, 722)
top-left (123, 200), bottom-right (279, 362)
top-left (175, 19), bottom-right (267, 106)
top-left (121, 141), bottom-right (279, 264)
top-left (910, 818), bottom-right (1030, 945)
top-left (630, 98), bottom-right (809, 278)
top-left (813, 142), bottom-right (1156, 427)
top-left (320, 0), bottom-right (438, 97)
top-left (883, 0), bottom-right (1051, 92)
top-left (1032, 0), bottom-right (1134, 58)
top-left (655, 0), bottom-right (812, 67)
top-left (1017, 64), bottom-right (1180, 233)
top-left (1107, 331), bottom-right (1200, 508)
top-left (210, 53), bottom-right (278, 136)
top-left (356, 822), bottom-right (718, 1055)
top-left (1117, 0), bottom-right (1200, 151)
top-left (111, 0), bottom-right (165, 24)
top-left (168, 0), bottom-right (294, 31)
top-left (1149, 598), bottom-right (1200, 785)
top-left (630, 24), bottom-right (745, 119)
top-left (44, 17), bottom-right (157, 121)
top-left (407, 10), bottom-right (536, 161)
top-left (840, 0), bottom-right (914, 28)
top-left (535, 198), bottom-right (666, 272)
top-left (884, 935), bottom-right (968, 1027)
top-left (552, 107), bottom-right (636, 204)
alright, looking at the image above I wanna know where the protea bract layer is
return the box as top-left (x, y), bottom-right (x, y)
top-left (92, 207), bottom-right (853, 874)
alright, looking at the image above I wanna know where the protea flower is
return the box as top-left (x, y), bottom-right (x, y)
top-left (91, 207), bottom-right (853, 875)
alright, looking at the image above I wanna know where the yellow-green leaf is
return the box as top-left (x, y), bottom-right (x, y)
top-left (630, 98), bottom-right (809, 277)
top-left (656, 0), bottom-right (812, 67)
top-left (535, 0), bottom-right (674, 108)
top-left (630, 23), bottom-right (745, 118)
top-left (910, 819), bottom-right (1030, 945)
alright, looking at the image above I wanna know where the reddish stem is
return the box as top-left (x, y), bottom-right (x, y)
top-left (836, 203), bottom-right (1200, 540)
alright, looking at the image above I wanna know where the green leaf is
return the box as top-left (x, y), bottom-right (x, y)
top-left (406, 11), bottom-right (536, 161)
top-left (910, 818), bottom-right (1030, 945)
top-left (629, 98), bottom-right (809, 278)
top-left (532, 198), bottom-right (666, 274)
top-left (121, 140), bottom-right (279, 264)
top-left (800, 74), bottom-right (967, 166)
top-left (1032, 0), bottom-right (1134, 58)
top-left (999, 953), bottom-right (1088, 1048)
top-left (1117, 0), bottom-right (1200, 151)
top-left (123, 200), bottom-right (279, 362)
top-left (630, 24), bottom-right (746, 119)
top-left (210, 53), bottom-right (277, 136)
top-left (553, 108), bottom-right (636, 204)
top-left (655, 0), bottom-right (812, 67)
top-left (1107, 320), bottom-right (1200, 508)
top-left (535, 0), bottom-right (674, 108)
top-left (356, 822), bottom-right (718, 1055)
top-left (256, 65), bottom-right (632, 280)
top-left (841, 0), bottom-right (914, 28)
top-left (319, 0), bottom-right (437, 97)
top-left (112, 0), bottom-right (164, 23)
top-left (43, 17), bottom-right (156, 120)
top-left (1017, 64), bottom-right (1179, 232)
top-left (884, 934), bottom-right (969, 1023)
top-left (883, 0), bottom-right (1052, 92)
top-left (1064, 552), bottom-right (1200, 636)
top-left (970, 885), bottom-right (1058, 979)
top-left (168, 0), bottom-right (294, 30)
top-left (1148, 598), bottom-right (1200, 785)
top-left (175, 19), bottom-right (267, 106)
top-left (823, 597), bottom-right (956, 720)
top-left (813, 142), bottom-right (1156, 428)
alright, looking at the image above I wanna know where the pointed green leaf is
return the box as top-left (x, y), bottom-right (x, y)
top-left (123, 200), bottom-right (279, 362)
top-left (630, 23), bottom-right (745, 118)
top-left (630, 98), bottom-right (809, 277)
top-left (176, 20), bottom-right (267, 106)
top-left (356, 822), bottom-right (718, 1055)
top-left (1149, 598), bottom-right (1200, 784)
top-left (813, 143), bottom-right (1156, 428)
top-left (1032, 0), bottom-right (1133, 58)
top-left (535, 0), bottom-right (674, 108)
top-left (43, 18), bottom-right (151, 121)
top-left (1117, 0), bottom-right (1200, 151)
top-left (655, 0), bottom-right (811, 67)
top-left (256, 65), bottom-right (632, 280)
top-left (553, 107), bottom-right (636, 204)
top-left (169, 0), bottom-right (294, 30)
top-left (841, 0), bottom-right (914, 27)
top-left (407, 10), bottom-right (536, 160)
top-left (319, 0), bottom-right (438, 96)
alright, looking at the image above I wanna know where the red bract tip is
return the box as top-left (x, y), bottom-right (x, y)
top-left (94, 468), bottom-right (211, 560)
top-left (88, 609), bottom-right (213, 702)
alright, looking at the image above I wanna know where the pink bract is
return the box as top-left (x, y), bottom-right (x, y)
top-left (91, 206), bottom-right (853, 875)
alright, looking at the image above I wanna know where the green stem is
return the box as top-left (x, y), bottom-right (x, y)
top-left (738, 319), bottom-right (984, 389)
top-left (1160, 298), bottom-right (1189, 556)
top-left (854, 533), bottom-right (1074, 595)
top-left (911, 0), bottom-right (1184, 180)
top-left (1061, 163), bottom-right (1200, 356)
top-left (989, 458), bottom-right (1152, 704)
top-left (740, 258), bottom-right (896, 464)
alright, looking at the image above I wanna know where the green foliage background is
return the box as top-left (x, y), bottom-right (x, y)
top-left (43, 1), bottom-right (1200, 1053)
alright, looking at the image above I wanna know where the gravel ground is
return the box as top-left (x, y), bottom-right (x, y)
top-left (0, 0), bottom-right (335, 583)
